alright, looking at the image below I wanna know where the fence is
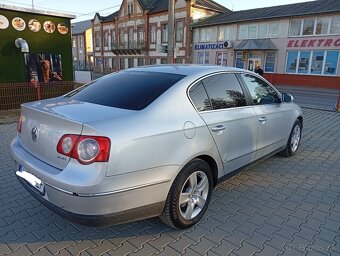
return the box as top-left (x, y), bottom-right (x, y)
top-left (0, 82), bottom-right (80, 111)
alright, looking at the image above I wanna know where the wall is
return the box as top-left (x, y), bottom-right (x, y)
top-left (0, 8), bottom-right (73, 83)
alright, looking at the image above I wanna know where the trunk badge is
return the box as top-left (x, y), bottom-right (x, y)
top-left (31, 126), bottom-right (39, 142)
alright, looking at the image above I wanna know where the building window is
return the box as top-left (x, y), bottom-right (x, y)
top-left (79, 37), bottom-right (83, 48)
top-left (176, 21), bottom-right (184, 42)
top-left (286, 50), bottom-right (339, 76)
top-left (150, 25), bottom-right (156, 44)
top-left (216, 52), bottom-right (227, 66)
top-left (290, 15), bottom-right (340, 37)
top-left (137, 27), bottom-right (144, 46)
top-left (161, 58), bottom-right (167, 64)
top-left (120, 58), bottom-right (125, 69)
top-left (199, 27), bottom-right (213, 42)
top-left (111, 30), bottom-right (116, 47)
top-left (265, 52), bottom-right (276, 73)
top-left (302, 18), bottom-right (315, 35)
top-left (218, 26), bottom-right (230, 41)
top-left (119, 29), bottom-right (125, 47)
top-left (72, 38), bottom-right (76, 48)
top-left (104, 58), bottom-right (110, 68)
top-left (198, 52), bottom-right (209, 64)
top-left (150, 58), bottom-right (157, 65)
top-left (95, 33), bottom-right (100, 48)
top-left (235, 51), bottom-right (245, 69)
top-left (104, 31), bottom-right (109, 47)
top-left (127, 2), bottom-right (133, 15)
top-left (138, 58), bottom-right (144, 66)
top-left (330, 16), bottom-right (340, 34)
top-left (128, 27), bottom-right (134, 48)
top-left (175, 58), bottom-right (184, 64)
top-left (162, 24), bottom-right (168, 43)
top-left (238, 21), bottom-right (278, 40)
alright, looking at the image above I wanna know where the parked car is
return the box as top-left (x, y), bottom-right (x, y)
top-left (10, 65), bottom-right (303, 229)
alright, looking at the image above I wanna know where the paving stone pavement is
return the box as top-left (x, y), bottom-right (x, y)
top-left (0, 108), bottom-right (339, 256)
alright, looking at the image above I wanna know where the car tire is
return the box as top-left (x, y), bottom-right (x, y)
top-left (280, 119), bottom-right (302, 157)
top-left (160, 159), bottom-right (213, 229)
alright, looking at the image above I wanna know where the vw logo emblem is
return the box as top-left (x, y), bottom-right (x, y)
top-left (31, 126), bottom-right (38, 142)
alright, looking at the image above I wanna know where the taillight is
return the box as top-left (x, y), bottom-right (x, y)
top-left (17, 113), bottom-right (22, 133)
top-left (57, 135), bottom-right (110, 165)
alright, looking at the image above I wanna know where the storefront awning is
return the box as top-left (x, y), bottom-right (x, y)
top-left (234, 39), bottom-right (278, 50)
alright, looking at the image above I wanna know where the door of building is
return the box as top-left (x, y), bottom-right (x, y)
top-left (248, 58), bottom-right (261, 72)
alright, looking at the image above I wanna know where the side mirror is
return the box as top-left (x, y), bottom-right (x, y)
top-left (281, 92), bottom-right (294, 103)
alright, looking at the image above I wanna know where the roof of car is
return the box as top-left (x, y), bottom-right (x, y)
top-left (125, 64), bottom-right (245, 77)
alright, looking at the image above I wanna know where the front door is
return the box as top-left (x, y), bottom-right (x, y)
top-left (248, 58), bottom-right (261, 72)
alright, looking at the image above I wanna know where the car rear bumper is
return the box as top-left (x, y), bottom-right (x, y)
top-left (16, 175), bottom-right (164, 226)
top-left (10, 137), bottom-right (176, 225)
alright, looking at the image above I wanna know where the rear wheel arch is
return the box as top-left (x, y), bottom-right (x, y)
top-left (195, 155), bottom-right (219, 187)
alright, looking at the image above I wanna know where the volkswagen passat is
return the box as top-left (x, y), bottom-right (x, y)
top-left (10, 65), bottom-right (302, 229)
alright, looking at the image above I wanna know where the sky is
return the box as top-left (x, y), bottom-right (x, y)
top-left (1, 0), bottom-right (316, 22)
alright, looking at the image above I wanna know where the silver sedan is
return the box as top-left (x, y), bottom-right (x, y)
top-left (10, 65), bottom-right (303, 229)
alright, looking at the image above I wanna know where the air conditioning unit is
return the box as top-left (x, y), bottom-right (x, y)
top-left (224, 40), bottom-right (233, 48)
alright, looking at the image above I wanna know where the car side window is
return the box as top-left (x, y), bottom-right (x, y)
top-left (240, 73), bottom-right (280, 105)
top-left (202, 73), bottom-right (247, 110)
top-left (189, 81), bottom-right (212, 112)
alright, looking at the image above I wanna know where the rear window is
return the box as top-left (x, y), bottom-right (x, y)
top-left (66, 71), bottom-right (186, 110)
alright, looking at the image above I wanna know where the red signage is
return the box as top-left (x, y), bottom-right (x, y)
top-left (287, 38), bottom-right (340, 48)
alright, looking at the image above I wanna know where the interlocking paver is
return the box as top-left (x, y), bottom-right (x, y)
top-left (0, 108), bottom-right (339, 255)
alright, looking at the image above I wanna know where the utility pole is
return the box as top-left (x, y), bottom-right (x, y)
top-left (31, 0), bottom-right (34, 9)
top-left (167, 0), bottom-right (175, 63)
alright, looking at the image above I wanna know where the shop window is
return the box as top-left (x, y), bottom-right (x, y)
top-left (286, 50), bottom-right (339, 76)
top-left (289, 20), bottom-right (302, 37)
top-left (324, 51), bottom-right (339, 76)
top-left (265, 52), bottom-right (275, 73)
top-left (316, 17), bottom-right (330, 35)
top-left (286, 51), bottom-right (298, 73)
top-left (198, 52), bottom-right (209, 64)
top-left (330, 16), bottom-right (340, 34)
top-left (235, 51), bottom-right (245, 69)
top-left (176, 21), bottom-right (184, 42)
top-left (302, 18), bottom-right (315, 35)
top-left (150, 25), bottom-right (156, 44)
top-left (311, 51), bottom-right (324, 74)
top-left (162, 24), bottom-right (168, 43)
top-left (298, 51), bottom-right (311, 74)
top-left (216, 52), bottom-right (227, 66)
top-left (218, 26), bottom-right (230, 41)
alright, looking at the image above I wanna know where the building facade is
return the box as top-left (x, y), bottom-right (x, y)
top-left (91, 0), bottom-right (228, 73)
top-left (71, 19), bottom-right (92, 71)
top-left (192, 0), bottom-right (340, 89)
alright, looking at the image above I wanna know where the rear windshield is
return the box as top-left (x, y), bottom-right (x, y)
top-left (66, 71), bottom-right (186, 110)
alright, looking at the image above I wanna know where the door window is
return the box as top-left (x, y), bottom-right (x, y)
top-left (241, 74), bottom-right (280, 105)
top-left (202, 73), bottom-right (247, 110)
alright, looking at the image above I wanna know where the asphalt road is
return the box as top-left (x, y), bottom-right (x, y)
top-left (275, 85), bottom-right (340, 111)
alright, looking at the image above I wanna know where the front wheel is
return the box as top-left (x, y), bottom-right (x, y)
top-left (280, 119), bottom-right (302, 157)
top-left (160, 159), bottom-right (213, 229)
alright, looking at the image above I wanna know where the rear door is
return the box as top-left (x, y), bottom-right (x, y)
top-left (189, 73), bottom-right (258, 174)
top-left (238, 73), bottom-right (292, 159)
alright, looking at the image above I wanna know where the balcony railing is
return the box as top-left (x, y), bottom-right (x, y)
top-left (111, 40), bottom-right (146, 55)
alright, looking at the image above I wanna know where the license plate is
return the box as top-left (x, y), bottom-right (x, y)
top-left (16, 165), bottom-right (45, 195)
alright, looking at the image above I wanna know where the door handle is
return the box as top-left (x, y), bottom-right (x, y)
top-left (259, 117), bottom-right (267, 124)
top-left (211, 125), bottom-right (226, 132)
